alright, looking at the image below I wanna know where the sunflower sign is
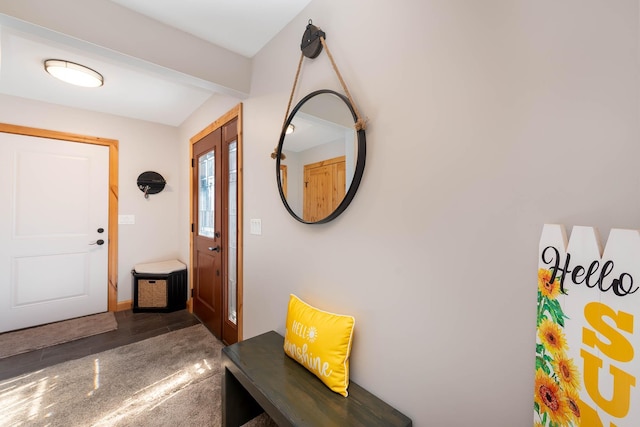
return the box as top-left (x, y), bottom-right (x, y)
top-left (535, 224), bottom-right (640, 427)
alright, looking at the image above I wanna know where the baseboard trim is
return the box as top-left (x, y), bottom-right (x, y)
top-left (116, 300), bottom-right (133, 311)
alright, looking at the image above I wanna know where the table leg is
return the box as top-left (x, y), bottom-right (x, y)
top-left (222, 367), bottom-right (264, 427)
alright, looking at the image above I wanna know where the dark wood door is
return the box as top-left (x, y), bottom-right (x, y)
top-left (193, 128), bottom-right (223, 338)
top-left (192, 118), bottom-right (239, 345)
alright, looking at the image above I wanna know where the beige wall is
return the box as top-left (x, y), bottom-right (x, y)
top-left (239, 0), bottom-right (640, 425)
top-left (1, 0), bottom-right (638, 424)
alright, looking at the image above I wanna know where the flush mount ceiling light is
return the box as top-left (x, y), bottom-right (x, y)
top-left (44, 59), bottom-right (104, 88)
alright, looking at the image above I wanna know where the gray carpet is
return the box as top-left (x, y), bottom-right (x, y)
top-left (0, 312), bottom-right (118, 359)
top-left (0, 324), bottom-right (276, 426)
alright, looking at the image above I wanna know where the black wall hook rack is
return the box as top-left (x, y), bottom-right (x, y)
top-left (137, 171), bottom-right (166, 199)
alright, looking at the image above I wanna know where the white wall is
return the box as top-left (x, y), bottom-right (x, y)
top-left (240, 0), bottom-right (640, 425)
top-left (0, 94), bottom-right (184, 302)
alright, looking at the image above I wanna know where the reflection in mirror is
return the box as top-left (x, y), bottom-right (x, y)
top-left (276, 90), bottom-right (366, 224)
top-left (279, 164), bottom-right (288, 198)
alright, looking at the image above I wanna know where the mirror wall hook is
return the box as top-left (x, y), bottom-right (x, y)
top-left (301, 20), bottom-right (325, 59)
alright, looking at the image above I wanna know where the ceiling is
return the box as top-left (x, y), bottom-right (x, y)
top-left (110, 0), bottom-right (311, 58)
top-left (0, 0), bottom-right (313, 126)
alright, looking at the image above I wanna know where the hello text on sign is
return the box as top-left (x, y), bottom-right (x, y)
top-left (541, 245), bottom-right (638, 296)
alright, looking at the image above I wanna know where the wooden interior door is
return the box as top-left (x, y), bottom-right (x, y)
top-left (303, 156), bottom-right (346, 222)
top-left (191, 112), bottom-right (240, 345)
top-left (0, 132), bottom-right (109, 332)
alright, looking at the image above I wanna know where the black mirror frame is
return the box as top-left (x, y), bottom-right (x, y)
top-left (276, 89), bottom-right (366, 224)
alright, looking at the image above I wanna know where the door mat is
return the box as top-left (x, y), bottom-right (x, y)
top-left (0, 312), bottom-right (118, 359)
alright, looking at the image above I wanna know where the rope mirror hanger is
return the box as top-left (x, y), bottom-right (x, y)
top-left (271, 19), bottom-right (367, 160)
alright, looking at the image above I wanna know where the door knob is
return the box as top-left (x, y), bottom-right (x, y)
top-left (208, 246), bottom-right (220, 252)
top-left (90, 239), bottom-right (105, 246)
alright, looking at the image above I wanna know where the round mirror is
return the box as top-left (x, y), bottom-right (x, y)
top-left (276, 89), bottom-right (366, 224)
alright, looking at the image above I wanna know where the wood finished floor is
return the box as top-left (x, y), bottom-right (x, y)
top-left (0, 309), bottom-right (202, 381)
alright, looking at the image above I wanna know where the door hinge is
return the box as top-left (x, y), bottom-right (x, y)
top-left (190, 288), bottom-right (194, 297)
top-left (191, 158), bottom-right (195, 167)
top-left (191, 223), bottom-right (195, 233)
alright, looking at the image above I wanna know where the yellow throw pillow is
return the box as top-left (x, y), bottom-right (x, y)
top-left (283, 294), bottom-right (355, 397)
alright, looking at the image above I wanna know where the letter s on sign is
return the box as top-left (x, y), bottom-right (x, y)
top-left (582, 302), bottom-right (634, 363)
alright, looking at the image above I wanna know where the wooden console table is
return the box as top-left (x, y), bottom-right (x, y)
top-left (221, 330), bottom-right (412, 426)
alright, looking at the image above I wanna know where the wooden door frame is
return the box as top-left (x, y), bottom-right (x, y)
top-left (0, 123), bottom-right (119, 312)
top-left (189, 103), bottom-right (243, 341)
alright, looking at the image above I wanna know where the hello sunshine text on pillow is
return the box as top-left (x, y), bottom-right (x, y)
top-left (283, 294), bottom-right (355, 397)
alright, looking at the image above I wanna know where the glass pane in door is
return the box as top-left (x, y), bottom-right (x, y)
top-left (198, 150), bottom-right (215, 238)
top-left (227, 140), bottom-right (237, 324)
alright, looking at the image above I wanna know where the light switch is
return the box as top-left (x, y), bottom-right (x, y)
top-left (118, 214), bottom-right (135, 225)
top-left (250, 219), bottom-right (262, 235)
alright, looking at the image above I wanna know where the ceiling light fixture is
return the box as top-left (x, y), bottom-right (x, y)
top-left (286, 124), bottom-right (295, 134)
top-left (44, 59), bottom-right (104, 88)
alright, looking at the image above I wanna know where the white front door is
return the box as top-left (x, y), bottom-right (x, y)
top-left (0, 133), bottom-right (109, 333)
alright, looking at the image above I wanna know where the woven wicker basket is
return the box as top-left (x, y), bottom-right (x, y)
top-left (137, 279), bottom-right (167, 308)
